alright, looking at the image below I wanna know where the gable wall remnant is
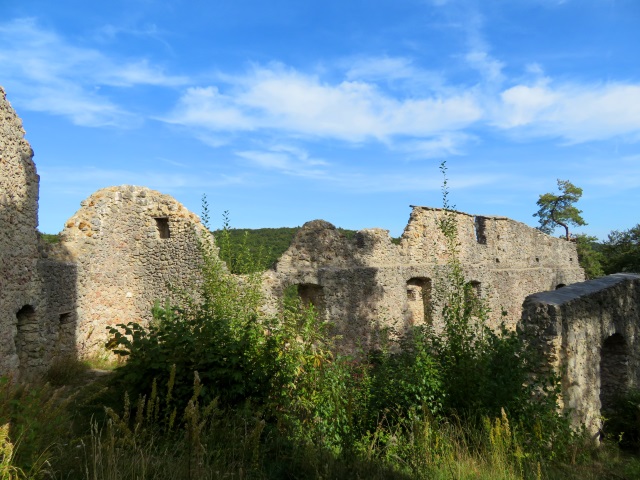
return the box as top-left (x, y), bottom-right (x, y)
top-left (264, 207), bottom-right (584, 351)
top-left (54, 185), bottom-right (212, 355)
top-left (1, 87), bottom-right (211, 377)
top-left (519, 274), bottom-right (640, 436)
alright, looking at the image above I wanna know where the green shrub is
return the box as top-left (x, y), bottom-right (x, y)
top-left (0, 377), bottom-right (73, 477)
top-left (602, 388), bottom-right (640, 450)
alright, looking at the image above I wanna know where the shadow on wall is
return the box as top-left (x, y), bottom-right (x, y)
top-left (4, 241), bottom-right (80, 381)
top-left (15, 240), bottom-right (79, 381)
top-left (600, 332), bottom-right (629, 416)
top-left (271, 221), bottom-right (389, 353)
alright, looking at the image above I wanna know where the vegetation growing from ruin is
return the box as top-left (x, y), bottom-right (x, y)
top-left (86, 164), bottom-right (593, 478)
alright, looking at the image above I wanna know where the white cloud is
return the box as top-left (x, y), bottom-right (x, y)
top-left (18, 85), bottom-right (136, 128)
top-left (99, 59), bottom-right (189, 87)
top-left (465, 50), bottom-right (505, 85)
top-left (496, 81), bottom-right (640, 143)
top-left (164, 65), bottom-right (483, 143)
top-left (497, 81), bottom-right (558, 128)
top-left (168, 86), bottom-right (253, 131)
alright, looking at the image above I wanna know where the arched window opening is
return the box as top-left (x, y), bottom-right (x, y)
top-left (15, 305), bottom-right (37, 369)
top-left (464, 281), bottom-right (482, 313)
top-left (600, 333), bottom-right (629, 416)
top-left (406, 277), bottom-right (432, 325)
top-left (296, 284), bottom-right (325, 317)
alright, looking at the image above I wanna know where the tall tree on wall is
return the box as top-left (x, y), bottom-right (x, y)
top-left (534, 179), bottom-right (586, 241)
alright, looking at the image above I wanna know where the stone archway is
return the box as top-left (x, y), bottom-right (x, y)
top-left (600, 332), bottom-right (629, 415)
top-left (15, 305), bottom-right (37, 372)
top-left (406, 277), bottom-right (432, 325)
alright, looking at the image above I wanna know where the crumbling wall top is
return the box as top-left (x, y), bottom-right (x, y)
top-left (60, 185), bottom-right (207, 243)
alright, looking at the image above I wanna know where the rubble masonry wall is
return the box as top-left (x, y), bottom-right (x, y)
top-left (519, 274), bottom-right (640, 435)
top-left (265, 207), bottom-right (584, 351)
top-left (53, 185), bottom-right (212, 355)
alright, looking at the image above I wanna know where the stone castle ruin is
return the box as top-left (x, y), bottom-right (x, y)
top-left (262, 207), bottom-right (584, 350)
top-left (1, 85), bottom-right (639, 434)
top-left (0, 87), bottom-right (211, 376)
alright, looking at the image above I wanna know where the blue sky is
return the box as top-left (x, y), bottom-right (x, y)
top-left (1, 0), bottom-right (638, 239)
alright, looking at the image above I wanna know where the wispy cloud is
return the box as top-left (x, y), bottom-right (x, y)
top-left (40, 166), bottom-right (245, 192)
top-left (399, 133), bottom-right (475, 159)
top-left (235, 144), bottom-right (330, 178)
top-left (0, 18), bottom-right (189, 126)
top-left (345, 56), bottom-right (417, 82)
top-left (583, 155), bottom-right (640, 190)
top-left (3, 13), bottom-right (640, 151)
top-left (324, 169), bottom-right (507, 193)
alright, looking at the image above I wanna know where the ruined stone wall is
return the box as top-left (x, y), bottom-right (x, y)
top-left (0, 87), bottom-right (41, 376)
top-left (519, 274), bottom-right (640, 436)
top-left (1, 86), bottom-right (212, 373)
top-left (265, 207), bottom-right (584, 351)
top-left (55, 186), bottom-right (212, 355)
top-left (0, 87), bottom-right (80, 378)
top-left (0, 83), bottom-right (588, 382)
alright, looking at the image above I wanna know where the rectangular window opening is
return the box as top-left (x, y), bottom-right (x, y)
top-left (474, 216), bottom-right (487, 245)
top-left (155, 217), bottom-right (170, 239)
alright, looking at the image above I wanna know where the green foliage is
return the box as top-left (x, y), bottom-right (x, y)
top-left (601, 224), bottom-right (640, 274)
top-left (534, 180), bottom-right (586, 240)
top-left (44, 356), bottom-right (91, 387)
top-left (366, 328), bottom-right (445, 429)
top-left (602, 388), bottom-right (640, 450)
top-left (38, 232), bottom-right (60, 244)
top-left (428, 163), bottom-right (570, 450)
top-left (106, 210), bottom-right (347, 450)
top-left (0, 377), bottom-right (73, 477)
top-left (575, 234), bottom-right (605, 279)
top-left (213, 210), bottom-right (271, 274)
top-left (213, 226), bottom-right (299, 271)
top-left (211, 225), bottom-right (401, 272)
